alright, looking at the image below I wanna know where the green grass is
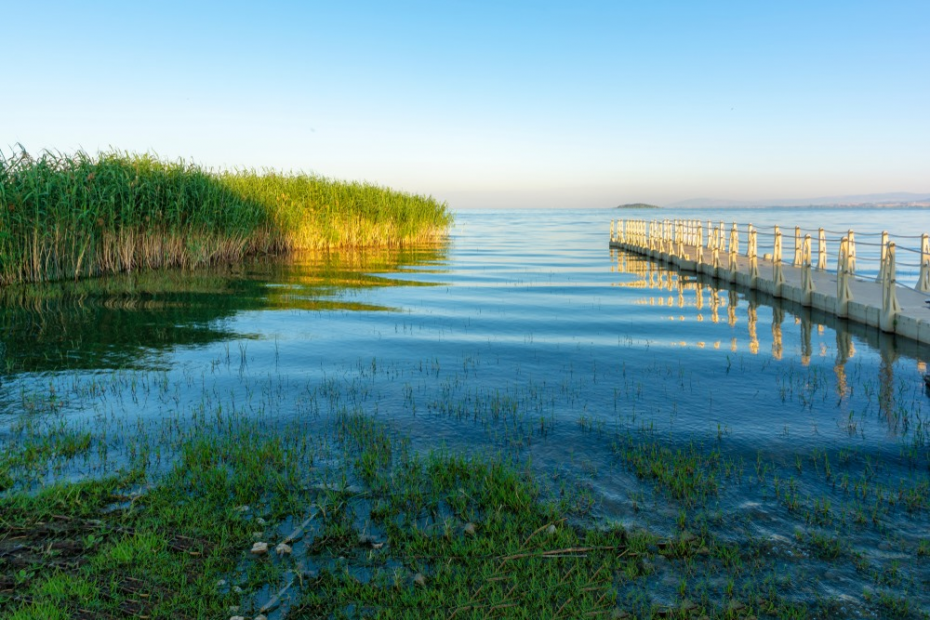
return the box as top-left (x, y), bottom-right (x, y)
top-left (0, 412), bottom-right (622, 619)
top-left (0, 148), bottom-right (452, 284)
top-left (3, 390), bottom-right (930, 618)
top-left (611, 433), bottom-right (728, 506)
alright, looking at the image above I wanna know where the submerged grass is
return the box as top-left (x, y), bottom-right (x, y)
top-left (2, 362), bottom-right (930, 618)
top-left (0, 148), bottom-right (452, 284)
top-left (0, 410), bottom-right (621, 619)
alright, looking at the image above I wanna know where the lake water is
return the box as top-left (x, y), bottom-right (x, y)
top-left (2, 206), bottom-right (930, 612)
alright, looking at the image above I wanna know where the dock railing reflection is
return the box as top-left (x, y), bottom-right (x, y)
top-left (610, 219), bottom-right (930, 345)
top-left (609, 248), bottom-right (925, 427)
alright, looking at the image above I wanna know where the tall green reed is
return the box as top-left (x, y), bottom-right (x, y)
top-left (0, 148), bottom-right (451, 284)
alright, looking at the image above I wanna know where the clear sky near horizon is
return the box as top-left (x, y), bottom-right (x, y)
top-left (3, 1), bottom-right (928, 208)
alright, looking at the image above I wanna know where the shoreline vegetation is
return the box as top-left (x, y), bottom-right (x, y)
top-left (0, 148), bottom-right (452, 285)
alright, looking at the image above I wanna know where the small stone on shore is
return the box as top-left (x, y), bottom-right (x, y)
top-left (251, 542), bottom-right (269, 555)
top-left (276, 543), bottom-right (292, 556)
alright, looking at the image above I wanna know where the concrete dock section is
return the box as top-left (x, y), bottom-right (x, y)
top-left (610, 219), bottom-right (930, 345)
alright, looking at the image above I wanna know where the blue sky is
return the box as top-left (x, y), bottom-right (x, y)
top-left (3, 1), bottom-right (928, 207)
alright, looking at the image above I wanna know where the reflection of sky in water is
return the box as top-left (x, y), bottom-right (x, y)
top-left (3, 208), bottom-right (929, 459)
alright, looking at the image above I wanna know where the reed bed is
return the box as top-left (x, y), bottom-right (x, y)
top-left (0, 148), bottom-right (452, 284)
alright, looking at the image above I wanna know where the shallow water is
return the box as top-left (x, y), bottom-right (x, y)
top-left (2, 207), bottom-right (930, 613)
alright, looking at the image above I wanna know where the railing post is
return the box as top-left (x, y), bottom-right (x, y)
top-left (657, 220), bottom-right (663, 257)
top-left (676, 220), bottom-right (685, 261)
top-left (773, 225), bottom-right (781, 262)
top-left (712, 225), bottom-right (721, 272)
top-left (658, 220), bottom-right (664, 257)
top-left (837, 237), bottom-right (852, 318)
top-left (801, 234), bottom-right (814, 306)
top-left (696, 221), bottom-right (704, 264)
top-left (728, 223), bottom-right (739, 281)
top-left (878, 231), bottom-right (889, 282)
top-left (663, 220), bottom-right (675, 262)
top-left (666, 219), bottom-right (672, 258)
top-left (773, 226), bottom-right (785, 297)
top-left (880, 243), bottom-right (901, 332)
top-left (748, 226), bottom-right (759, 283)
top-left (818, 228), bottom-right (826, 270)
top-left (847, 230), bottom-right (856, 274)
top-left (919, 233), bottom-right (930, 293)
top-left (793, 226), bottom-right (802, 266)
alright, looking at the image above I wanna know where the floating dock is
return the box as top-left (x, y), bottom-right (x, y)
top-left (609, 219), bottom-right (930, 346)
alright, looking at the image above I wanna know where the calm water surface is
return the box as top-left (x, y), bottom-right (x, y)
top-left (2, 207), bottom-right (930, 611)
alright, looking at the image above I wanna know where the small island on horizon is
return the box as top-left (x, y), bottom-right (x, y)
top-left (616, 202), bottom-right (661, 209)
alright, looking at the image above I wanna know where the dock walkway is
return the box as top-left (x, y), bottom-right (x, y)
top-left (609, 219), bottom-right (930, 345)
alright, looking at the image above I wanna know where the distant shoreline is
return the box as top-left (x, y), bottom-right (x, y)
top-left (616, 203), bottom-right (661, 209)
top-left (659, 203), bottom-right (930, 210)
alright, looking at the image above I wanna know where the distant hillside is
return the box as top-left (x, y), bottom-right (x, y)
top-left (667, 193), bottom-right (930, 209)
top-left (616, 203), bottom-right (661, 209)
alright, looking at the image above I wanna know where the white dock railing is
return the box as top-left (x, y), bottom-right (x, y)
top-left (610, 219), bottom-right (930, 342)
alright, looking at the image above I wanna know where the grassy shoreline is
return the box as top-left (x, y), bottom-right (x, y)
top-left (2, 361), bottom-right (927, 619)
top-left (0, 149), bottom-right (452, 285)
